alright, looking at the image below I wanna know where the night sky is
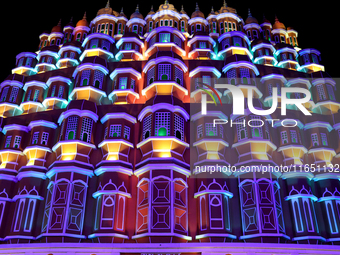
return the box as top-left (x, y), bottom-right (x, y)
top-left (1, 0), bottom-right (338, 83)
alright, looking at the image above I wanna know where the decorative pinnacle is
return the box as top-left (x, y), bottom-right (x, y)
top-left (57, 19), bottom-right (62, 26)
top-left (151, 5), bottom-right (154, 11)
top-left (248, 8), bottom-right (252, 17)
top-left (211, 6), bottom-right (214, 13)
top-left (181, 5), bottom-right (184, 11)
top-left (120, 7), bottom-right (124, 13)
top-left (165, 0), bottom-right (169, 4)
top-left (223, 0), bottom-right (227, 7)
top-left (105, 0), bottom-right (110, 8)
top-left (83, 12), bottom-right (87, 20)
top-left (195, 2), bottom-right (199, 11)
top-left (136, 4), bottom-right (139, 12)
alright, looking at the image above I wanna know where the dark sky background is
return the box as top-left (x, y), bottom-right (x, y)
top-left (0, 0), bottom-right (338, 82)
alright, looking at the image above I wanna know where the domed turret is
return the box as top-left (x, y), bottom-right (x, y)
top-left (157, 0), bottom-right (177, 12)
top-left (273, 16), bottom-right (285, 29)
top-left (130, 5), bottom-right (144, 19)
top-left (208, 6), bottom-right (218, 17)
top-left (191, 3), bottom-right (205, 19)
top-left (261, 14), bottom-right (271, 24)
top-left (147, 5), bottom-right (155, 16)
top-left (218, 0), bottom-right (237, 14)
top-left (65, 17), bottom-right (74, 28)
top-left (76, 12), bottom-right (89, 27)
top-left (245, 9), bottom-right (258, 24)
top-left (97, 0), bottom-right (113, 16)
top-left (119, 7), bottom-right (127, 18)
top-left (51, 20), bottom-right (62, 33)
top-left (180, 5), bottom-right (187, 15)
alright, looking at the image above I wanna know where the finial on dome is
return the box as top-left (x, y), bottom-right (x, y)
top-left (105, 0), bottom-right (110, 8)
top-left (195, 2), bottom-right (199, 11)
top-left (181, 5), bottom-right (184, 11)
top-left (275, 14), bottom-right (279, 22)
top-left (151, 5), bottom-right (154, 11)
top-left (120, 7), bottom-right (124, 13)
top-left (211, 6), bottom-right (214, 13)
top-left (223, 0), bottom-right (227, 7)
top-left (136, 4), bottom-right (139, 13)
top-left (165, 0), bottom-right (169, 4)
top-left (57, 19), bottom-right (62, 26)
top-left (83, 12), bottom-right (87, 20)
top-left (248, 8), bottom-right (252, 17)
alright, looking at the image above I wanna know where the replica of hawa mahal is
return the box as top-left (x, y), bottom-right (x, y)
top-left (0, 1), bottom-right (339, 254)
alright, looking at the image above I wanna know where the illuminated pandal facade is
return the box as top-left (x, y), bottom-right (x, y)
top-left (0, 1), bottom-right (340, 254)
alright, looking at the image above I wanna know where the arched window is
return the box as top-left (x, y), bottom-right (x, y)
top-left (143, 114), bottom-right (152, 140)
top-left (209, 194), bottom-right (223, 229)
top-left (101, 195), bottom-right (115, 229)
top-left (24, 199), bottom-right (36, 232)
top-left (200, 196), bottom-right (207, 230)
top-left (14, 199), bottom-right (25, 231)
top-left (158, 64), bottom-right (171, 81)
top-left (155, 112), bottom-right (170, 136)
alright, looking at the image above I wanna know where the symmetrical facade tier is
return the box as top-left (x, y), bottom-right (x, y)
top-left (0, 1), bottom-right (340, 254)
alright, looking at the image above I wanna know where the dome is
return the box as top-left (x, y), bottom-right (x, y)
top-left (118, 8), bottom-right (127, 18)
top-left (273, 16), bottom-right (285, 30)
top-left (65, 17), bottom-right (74, 28)
top-left (157, 0), bottom-right (177, 12)
top-left (191, 3), bottom-right (205, 19)
top-left (97, 0), bottom-right (113, 16)
top-left (147, 6), bottom-right (155, 16)
top-left (245, 9), bottom-right (258, 24)
top-left (51, 20), bottom-right (62, 33)
top-left (180, 5), bottom-right (187, 15)
top-left (130, 5), bottom-right (144, 19)
top-left (76, 12), bottom-right (89, 27)
top-left (218, 0), bottom-right (237, 14)
top-left (208, 6), bottom-right (218, 17)
top-left (112, 10), bottom-right (119, 17)
top-left (261, 15), bottom-right (271, 24)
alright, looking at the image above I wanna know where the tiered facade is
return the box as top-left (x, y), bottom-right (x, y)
top-left (0, 1), bottom-right (340, 254)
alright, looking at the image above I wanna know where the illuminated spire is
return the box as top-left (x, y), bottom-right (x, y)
top-left (83, 12), bottom-right (87, 20)
top-left (105, 0), bottom-right (110, 8)
top-left (57, 19), bottom-right (62, 26)
top-left (151, 5), bottom-right (154, 12)
top-left (181, 5), bottom-right (184, 11)
top-left (165, 0), bottom-right (169, 4)
top-left (120, 7), bottom-right (124, 13)
top-left (223, 0), bottom-right (227, 7)
top-left (136, 4), bottom-right (139, 13)
top-left (195, 2), bottom-right (199, 11)
top-left (248, 8), bottom-right (252, 17)
top-left (211, 6), bottom-right (214, 13)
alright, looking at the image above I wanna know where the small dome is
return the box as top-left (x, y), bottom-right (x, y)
top-left (287, 27), bottom-right (295, 31)
top-left (208, 6), bottom-right (218, 17)
top-left (97, 0), bottom-right (113, 16)
top-left (51, 20), bottom-right (62, 33)
top-left (118, 8), bottom-right (127, 18)
top-left (76, 12), bottom-right (89, 27)
top-left (273, 16), bottom-right (285, 30)
top-left (65, 17), bottom-right (74, 28)
top-left (245, 9), bottom-right (258, 24)
top-left (180, 5), bottom-right (187, 15)
top-left (191, 3), bottom-right (205, 19)
top-left (147, 5), bottom-right (155, 16)
top-left (130, 5), bottom-right (144, 19)
top-left (218, 1), bottom-right (237, 14)
top-left (261, 15), bottom-right (271, 24)
top-left (157, 0), bottom-right (177, 12)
